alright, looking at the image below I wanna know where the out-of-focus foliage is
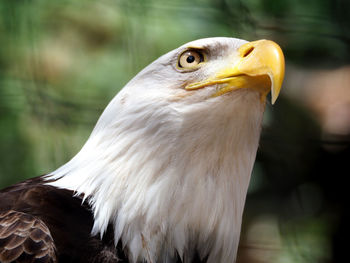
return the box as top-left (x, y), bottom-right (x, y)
top-left (1, 0), bottom-right (349, 262)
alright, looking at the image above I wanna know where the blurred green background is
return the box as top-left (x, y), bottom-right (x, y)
top-left (1, 0), bottom-right (349, 262)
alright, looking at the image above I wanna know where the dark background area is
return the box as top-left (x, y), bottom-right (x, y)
top-left (1, 0), bottom-right (349, 262)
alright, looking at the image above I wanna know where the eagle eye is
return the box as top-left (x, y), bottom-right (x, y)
top-left (178, 50), bottom-right (204, 69)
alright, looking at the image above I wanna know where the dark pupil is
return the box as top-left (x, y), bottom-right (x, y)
top-left (186, 55), bottom-right (195, 63)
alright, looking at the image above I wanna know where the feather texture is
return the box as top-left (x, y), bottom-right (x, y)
top-left (0, 210), bottom-right (56, 263)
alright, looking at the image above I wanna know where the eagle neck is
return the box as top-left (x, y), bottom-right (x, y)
top-left (46, 91), bottom-right (265, 263)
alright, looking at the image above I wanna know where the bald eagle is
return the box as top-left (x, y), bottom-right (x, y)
top-left (0, 37), bottom-right (284, 263)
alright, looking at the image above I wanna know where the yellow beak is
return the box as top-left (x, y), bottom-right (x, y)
top-left (185, 40), bottom-right (285, 104)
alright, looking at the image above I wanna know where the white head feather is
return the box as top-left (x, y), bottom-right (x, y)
top-left (47, 37), bottom-right (267, 263)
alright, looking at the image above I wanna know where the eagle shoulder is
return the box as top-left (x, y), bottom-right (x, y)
top-left (0, 210), bottom-right (56, 263)
top-left (0, 177), bottom-right (126, 263)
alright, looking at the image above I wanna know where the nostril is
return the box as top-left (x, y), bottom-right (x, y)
top-left (243, 47), bottom-right (254, 57)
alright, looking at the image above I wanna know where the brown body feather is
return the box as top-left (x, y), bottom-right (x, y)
top-left (0, 210), bottom-right (56, 263)
top-left (0, 177), bottom-right (125, 263)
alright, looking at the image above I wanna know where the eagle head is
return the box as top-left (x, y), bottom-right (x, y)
top-left (47, 37), bottom-right (284, 263)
